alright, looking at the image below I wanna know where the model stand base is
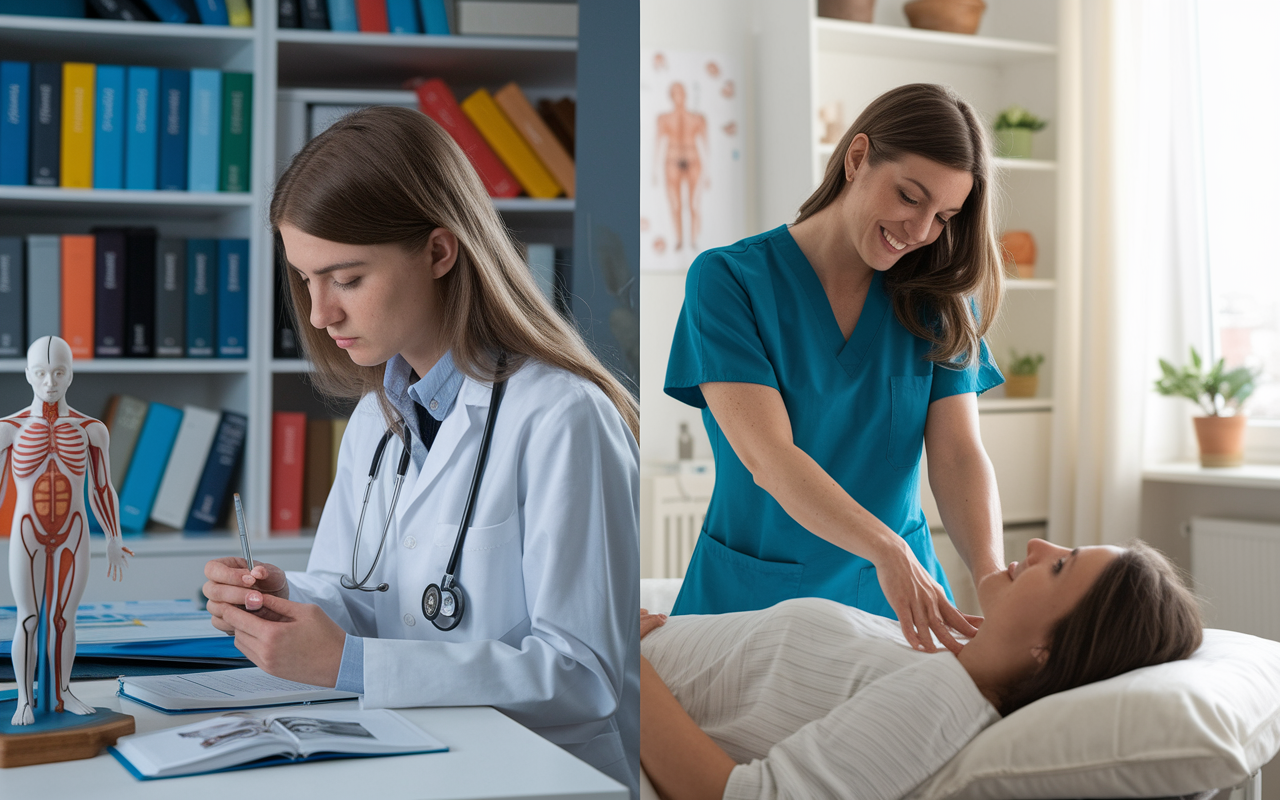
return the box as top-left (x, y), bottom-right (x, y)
top-left (0, 696), bottom-right (135, 768)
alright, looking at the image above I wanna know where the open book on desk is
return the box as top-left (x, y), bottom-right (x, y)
top-left (119, 667), bottom-right (359, 712)
top-left (109, 709), bottom-right (446, 779)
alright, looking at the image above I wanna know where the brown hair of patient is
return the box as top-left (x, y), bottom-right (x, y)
top-left (1000, 540), bottom-right (1203, 715)
top-left (796, 83), bottom-right (1003, 369)
top-left (270, 106), bottom-right (638, 439)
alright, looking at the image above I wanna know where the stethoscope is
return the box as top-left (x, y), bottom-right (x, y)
top-left (340, 369), bottom-right (508, 632)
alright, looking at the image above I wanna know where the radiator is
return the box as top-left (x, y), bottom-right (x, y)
top-left (645, 470), bottom-right (714, 579)
top-left (1190, 517), bottom-right (1280, 642)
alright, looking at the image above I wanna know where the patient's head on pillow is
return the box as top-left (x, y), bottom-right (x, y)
top-left (996, 539), bottom-right (1203, 715)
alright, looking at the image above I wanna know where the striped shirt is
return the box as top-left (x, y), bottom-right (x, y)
top-left (641, 597), bottom-right (1000, 800)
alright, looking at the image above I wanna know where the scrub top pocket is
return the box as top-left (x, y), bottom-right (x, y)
top-left (672, 532), bottom-right (805, 616)
top-left (887, 375), bottom-right (931, 469)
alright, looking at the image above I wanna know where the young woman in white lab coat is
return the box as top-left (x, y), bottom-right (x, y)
top-left (201, 107), bottom-right (640, 795)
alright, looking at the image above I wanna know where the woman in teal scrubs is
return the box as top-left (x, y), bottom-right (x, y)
top-left (665, 84), bottom-right (1007, 654)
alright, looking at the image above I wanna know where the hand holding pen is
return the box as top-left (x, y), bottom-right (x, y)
top-left (201, 493), bottom-right (290, 633)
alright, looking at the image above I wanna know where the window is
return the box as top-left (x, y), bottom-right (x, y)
top-left (1196, 1), bottom-right (1280, 421)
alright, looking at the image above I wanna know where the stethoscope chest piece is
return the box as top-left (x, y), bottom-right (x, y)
top-left (422, 579), bottom-right (464, 631)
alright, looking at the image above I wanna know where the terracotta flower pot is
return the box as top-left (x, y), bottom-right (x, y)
top-left (819, 0), bottom-right (876, 22)
top-left (1193, 415), bottom-right (1247, 468)
top-left (1000, 230), bottom-right (1036, 279)
top-left (1005, 374), bottom-right (1038, 398)
top-left (903, 0), bottom-right (986, 35)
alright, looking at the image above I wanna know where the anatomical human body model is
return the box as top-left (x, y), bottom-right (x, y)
top-left (1, 337), bottom-right (131, 725)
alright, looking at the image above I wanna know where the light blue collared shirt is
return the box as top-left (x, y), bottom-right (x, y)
top-left (334, 352), bottom-right (463, 695)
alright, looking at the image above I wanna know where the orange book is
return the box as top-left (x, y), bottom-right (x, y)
top-left (493, 83), bottom-right (575, 198)
top-left (460, 88), bottom-right (562, 199)
top-left (61, 234), bottom-right (96, 359)
top-left (60, 62), bottom-right (95, 189)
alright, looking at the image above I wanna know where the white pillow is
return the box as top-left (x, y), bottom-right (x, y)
top-left (639, 577), bottom-right (684, 616)
top-left (906, 628), bottom-right (1280, 799)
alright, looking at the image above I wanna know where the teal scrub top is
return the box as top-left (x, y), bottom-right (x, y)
top-left (664, 225), bottom-right (1004, 618)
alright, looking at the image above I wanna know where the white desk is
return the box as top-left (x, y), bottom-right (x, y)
top-left (0, 680), bottom-right (627, 800)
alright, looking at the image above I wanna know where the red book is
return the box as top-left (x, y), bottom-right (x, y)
top-left (355, 0), bottom-right (389, 32)
top-left (270, 411), bottom-right (308, 532)
top-left (410, 77), bottom-right (521, 199)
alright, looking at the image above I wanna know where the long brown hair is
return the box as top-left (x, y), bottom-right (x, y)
top-left (270, 106), bottom-right (638, 439)
top-left (797, 84), bottom-right (1003, 368)
top-left (999, 540), bottom-right (1204, 715)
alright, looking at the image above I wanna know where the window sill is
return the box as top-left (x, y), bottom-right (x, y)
top-left (1142, 462), bottom-right (1280, 491)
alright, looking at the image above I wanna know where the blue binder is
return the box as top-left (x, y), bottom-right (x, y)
top-left (216, 238), bottom-right (248, 358)
top-left (187, 69), bottom-right (221, 193)
top-left (386, 0), bottom-right (421, 33)
top-left (186, 238), bottom-right (217, 357)
top-left (157, 68), bottom-right (189, 191)
top-left (118, 403), bottom-right (184, 532)
top-left (93, 65), bottom-right (126, 190)
top-left (0, 62), bottom-right (29, 185)
top-left (125, 66), bottom-right (160, 191)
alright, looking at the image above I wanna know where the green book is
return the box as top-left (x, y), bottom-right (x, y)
top-left (218, 72), bottom-right (253, 193)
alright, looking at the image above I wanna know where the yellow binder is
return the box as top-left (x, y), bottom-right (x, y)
top-left (461, 88), bottom-right (562, 200)
top-left (60, 62), bottom-right (95, 189)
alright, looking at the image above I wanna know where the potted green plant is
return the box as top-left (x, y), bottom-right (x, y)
top-left (993, 105), bottom-right (1048, 159)
top-left (1005, 349), bottom-right (1045, 398)
top-left (1153, 347), bottom-right (1259, 467)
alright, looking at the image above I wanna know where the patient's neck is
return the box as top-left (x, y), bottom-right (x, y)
top-left (956, 632), bottom-right (1039, 713)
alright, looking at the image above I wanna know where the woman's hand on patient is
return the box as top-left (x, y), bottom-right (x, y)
top-left (641, 609), bottom-right (668, 639)
top-left (203, 557), bottom-right (290, 632)
top-left (875, 540), bottom-right (981, 655)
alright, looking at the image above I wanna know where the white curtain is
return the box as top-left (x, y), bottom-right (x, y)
top-left (1060, 0), bottom-right (1212, 547)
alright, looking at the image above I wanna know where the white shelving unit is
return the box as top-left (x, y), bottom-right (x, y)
top-left (751, 0), bottom-right (1079, 539)
top-left (0, 10), bottom-right (578, 543)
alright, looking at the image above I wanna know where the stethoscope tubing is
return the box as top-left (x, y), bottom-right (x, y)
top-left (342, 428), bottom-right (411, 592)
top-left (442, 375), bottom-right (507, 583)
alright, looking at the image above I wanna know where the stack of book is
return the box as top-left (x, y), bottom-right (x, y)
top-left (0, 395), bottom-right (247, 536)
top-left (271, 411), bottom-right (347, 532)
top-left (0, 234), bottom-right (248, 360)
top-left (0, 0), bottom-right (253, 25)
top-left (409, 78), bottom-right (575, 199)
top-left (0, 61), bottom-right (253, 192)
top-left (281, 1), bottom-right (577, 37)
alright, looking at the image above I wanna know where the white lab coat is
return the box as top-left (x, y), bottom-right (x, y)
top-left (286, 360), bottom-right (640, 796)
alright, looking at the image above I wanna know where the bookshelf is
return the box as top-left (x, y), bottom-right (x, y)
top-left (751, 0), bottom-right (1080, 541)
top-left (0, 7), bottom-right (587, 543)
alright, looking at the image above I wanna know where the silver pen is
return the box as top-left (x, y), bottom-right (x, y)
top-left (233, 492), bottom-right (255, 571)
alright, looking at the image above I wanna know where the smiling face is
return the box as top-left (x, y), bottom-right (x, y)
top-left (25, 336), bottom-right (74, 405)
top-left (978, 539), bottom-right (1123, 658)
top-left (835, 134), bottom-right (973, 273)
top-left (278, 224), bottom-right (457, 377)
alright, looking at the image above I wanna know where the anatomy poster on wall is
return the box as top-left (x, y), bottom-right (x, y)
top-left (640, 49), bottom-right (745, 272)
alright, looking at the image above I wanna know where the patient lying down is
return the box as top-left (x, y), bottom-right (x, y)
top-left (640, 539), bottom-right (1204, 800)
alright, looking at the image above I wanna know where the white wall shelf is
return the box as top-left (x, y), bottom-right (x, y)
top-left (1005, 278), bottom-right (1056, 290)
top-left (0, 359), bottom-right (251, 374)
top-left (994, 157), bottom-right (1056, 171)
top-left (0, 187), bottom-right (253, 216)
top-left (814, 17), bottom-right (1056, 64)
top-left (1143, 462), bottom-right (1280, 491)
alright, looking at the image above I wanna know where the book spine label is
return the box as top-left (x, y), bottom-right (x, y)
top-left (355, 0), bottom-right (389, 32)
top-left (0, 62), bottom-right (30, 186)
top-left (93, 65), bottom-right (126, 190)
top-left (271, 411), bottom-right (308, 531)
top-left (155, 238), bottom-right (186, 357)
top-left (326, 0), bottom-right (358, 31)
top-left (125, 66), bottom-right (159, 191)
top-left (413, 78), bottom-right (519, 198)
top-left (61, 234), bottom-right (96, 358)
top-left (218, 72), bottom-right (252, 192)
top-left (157, 69), bottom-right (189, 191)
top-left (494, 82), bottom-right (575, 197)
top-left (225, 0), bottom-right (251, 26)
top-left (185, 410), bottom-right (248, 531)
top-left (301, 0), bottom-right (330, 29)
top-left (278, 0), bottom-right (300, 27)
top-left (26, 235), bottom-right (60, 342)
top-left (195, 0), bottom-right (229, 25)
top-left (126, 227), bottom-right (158, 356)
top-left (461, 88), bottom-right (562, 199)
top-left (60, 63), bottom-right (95, 189)
top-left (29, 62), bottom-right (61, 187)
top-left (92, 229), bottom-right (127, 357)
top-left (119, 402), bottom-right (184, 532)
top-left (216, 238), bottom-right (247, 357)
top-left (0, 238), bottom-right (24, 357)
top-left (418, 0), bottom-right (449, 34)
top-left (187, 69), bottom-right (221, 193)
top-left (186, 239), bottom-right (216, 357)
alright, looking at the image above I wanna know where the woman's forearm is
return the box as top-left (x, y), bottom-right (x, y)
top-left (641, 656), bottom-right (736, 800)
top-left (927, 445), bottom-right (1003, 584)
